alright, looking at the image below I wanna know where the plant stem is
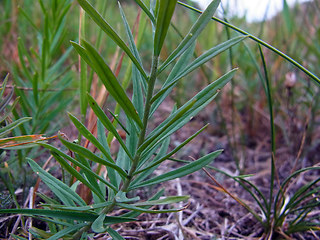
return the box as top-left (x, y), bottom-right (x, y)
top-left (72, 56), bottom-right (160, 240)
top-left (122, 55), bottom-right (159, 191)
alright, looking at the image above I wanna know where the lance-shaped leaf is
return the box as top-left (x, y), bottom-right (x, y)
top-left (0, 117), bottom-right (32, 138)
top-left (76, 0), bottom-right (147, 80)
top-left (39, 143), bottom-right (118, 192)
top-left (107, 227), bottom-right (126, 240)
top-left (136, 125), bottom-right (208, 175)
top-left (130, 150), bottom-right (222, 190)
top-left (71, 40), bottom-right (143, 129)
top-left (116, 202), bottom-right (189, 214)
top-left (50, 151), bottom-right (105, 201)
top-left (0, 85), bottom-right (14, 113)
top-left (158, 0), bottom-right (221, 73)
top-left (154, 0), bottom-right (177, 56)
top-left (0, 208), bottom-right (135, 224)
top-left (119, 2), bottom-right (147, 92)
top-left (87, 94), bottom-right (133, 161)
top-left (41, 223), bottom-right (87, 240)
top-left (134, 195), bottom-right (189, 206)
top-left (134, 0), bottom-right (155, 24)
top-left (58, 136), bottom-right (128, 179)
top-left (28, 158), bottom-right (86, 207)
top-left (151, 36), bottom-right (247, 109)
top-left (49, 201), bottom-right (113, 211)
top-left (139, 69), bottom-right (237, 155)
top-left (68, 112), bottom-right (116, 161)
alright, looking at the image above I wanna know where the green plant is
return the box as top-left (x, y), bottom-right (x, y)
top-left (168, 2), bottom-right (320, 238)
top-left (202, 42), bottom-right (320, 238)
top-left (0, 0), bottom-right (248, 239)
top-left (0, 74), bottom-right (50, 208)
top-left (11, 0), bottom-right (75, 139)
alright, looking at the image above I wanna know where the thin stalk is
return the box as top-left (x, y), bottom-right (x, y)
top-left (258, 44), bottom-right (276, 230)
top-left (177, 1), bottom-right (320, 87)
top-left (122, 56), bottom-right (159, 191)
top-left (224, 18), bottom-right (241, 172)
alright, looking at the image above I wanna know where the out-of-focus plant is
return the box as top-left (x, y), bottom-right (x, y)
top-left (202, 43), bottom-right (320, 238)
top-left (0, 74), bottom-right (51, 208)
top-left (11, 0), bottom-right (75, 139)
top-left (0, 0), bottom-right (248, 239)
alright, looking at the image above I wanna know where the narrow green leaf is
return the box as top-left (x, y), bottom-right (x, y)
top-left (50, 151), bottom-right (105, 201)
top-left (178, 36), bottom-right (247, 80)
top-left (70, 41), bottom-right (92, 65)
top-left (116, 202), bottom-right (187, 214)
top-left (0, 208), bottom-right (135, 224)
top-left (0, 96), bottom-right (20, 124)
top-left (92, 214), bottom-right (107, 233)
top-left (154, 0), bottom-right (177, 56)
top-left (58, 135), bottom-right (128, 179)
top-left (107, 109), bottom-right (130, 135)
top-left (0, 117), bottom-right (32, 138)
top-left (76, 0), bottom-right (147, 80)
top-left (39, 143), bottom-right (118, 192)
top-left (130, 150), bottom-right (222, 190)
top-left (0, 85), bottom-right (14, 113)
top-left (68, 112), bottom-right (115, 161)
top-left (72, 40), bottom-right (143, 129)
top-left (0, 74), bottom-right (9, 98)
top-left (87, 94), bottom-right (133, 160)
top-left (140, 69), bottom-right (236, 154)
top-left (47, 201), bottom-right (112, 211)
top-left (134, 195), bottom-right (189, 206)
top-left (28, 158), bottom-right (86, 206)
top-left (120, 189), bottom-right (165, 218)
top-left (118, 2), bottom-right (147, 93)
top-left (133, 0), bottom-right (155, 24)
top-left (159, 0), bottom-right (221, 72)
top-left (107, 227), bottom-right (126, 240)
top-left (136, 124), bottom-right (208, 174)
top-left (47, 223), bottom-right (87, 240)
